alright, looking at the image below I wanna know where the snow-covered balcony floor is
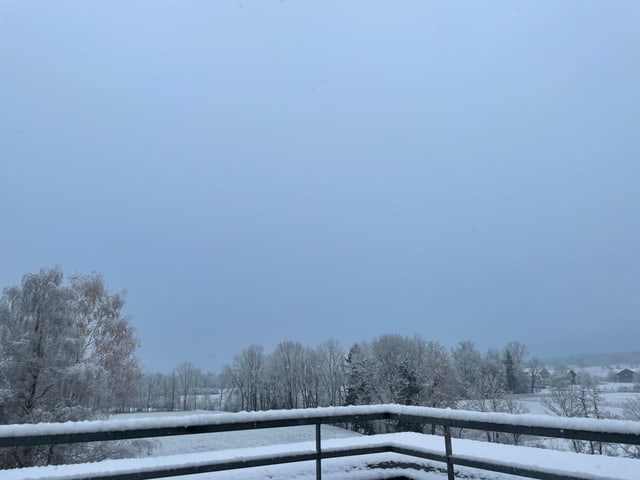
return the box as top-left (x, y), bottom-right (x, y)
top-left (3, 433), bottom-right (639, 480)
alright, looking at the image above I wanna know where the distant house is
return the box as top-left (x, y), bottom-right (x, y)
top-left (614, 369), bottom-right (635, 383)
top-left (567, 369), bottom-right (577, 384)
top-left (522, 366), bottom-right (552, 391)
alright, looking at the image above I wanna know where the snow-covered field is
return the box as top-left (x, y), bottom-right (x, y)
top-left (514, 388), bottom-right (639, 418)
top-left (514, 382), bottom-right (638, 416)
top-left (112, 410), bottom-right (360, 456)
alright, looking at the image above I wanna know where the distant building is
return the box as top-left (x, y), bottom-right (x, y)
top-left (522, 367), bottom-right (552, 391)
top-left (567, 369), bottom-right (577, 384)
top-left (614, 369), bottom-right (635, 383)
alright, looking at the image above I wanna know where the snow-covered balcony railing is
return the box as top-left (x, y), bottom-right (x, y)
top-left (1, 404), bottom-right (640, 480)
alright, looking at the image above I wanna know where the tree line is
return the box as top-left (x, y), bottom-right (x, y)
top-left (132, 337), bottom-right (536, 418)
top-left (137, 362), bottom-right (219, 412)
top-left (214, 337), bottom-right (536, 413)
top-left (210, 338), bottom-right (640, 456)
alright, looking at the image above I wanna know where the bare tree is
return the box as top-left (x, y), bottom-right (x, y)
top-left (422, 341), bottom-right (458, 409)
top-left (300, 347), bottom-right (321, 408)
top-left (621, 396), bottom-right (640, 458)
top-left (624, 396), bottom-right (640, 420)
top-left (317, 338), bottom-right (345, 406)
top-left (368, 335), bottom-right (415, 404)
top-left (452, 341), bottom-right (482, 398)
top-left (543, 374), bottom-right (608, 454)
top-left (462, 350), bottom-right (515, 443)
top-left (526, 357), bottom-right (544, 394)
top-left (271, 341), bottom-right (305, 409)
top-left (218, 364), bottom-right (239, 411)
top-left (175, 362), bottom-right (198, 410)
top-left (227, 345), bottom-right (265, 411)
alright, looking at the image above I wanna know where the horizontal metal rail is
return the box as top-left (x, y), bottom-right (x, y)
top-left (393, 412), bottom-right (640, 445)
top-left (40, 447), bottom-right (391, 480)
top-left (0, 412), bottom-right (392, 448)
top-left (389, 446), bottom-right (618, 480)
top-left (2, 406), bottom-right (639, 448)
top-left (1, 405), bottom-right (639, 480)
top-left (66, 451), bottom-right (321, 480)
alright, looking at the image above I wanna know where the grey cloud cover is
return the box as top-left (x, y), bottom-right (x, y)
top-left (1, 0), bottom-right (639, 371)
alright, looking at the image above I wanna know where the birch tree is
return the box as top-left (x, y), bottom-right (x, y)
top-left (317, 338), bottom-right (345, 406)
top-left (0, 267), bottom-right (141, 467)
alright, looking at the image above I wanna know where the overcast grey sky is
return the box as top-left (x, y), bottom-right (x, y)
top-left (1, 1), bottom-right (639, 372)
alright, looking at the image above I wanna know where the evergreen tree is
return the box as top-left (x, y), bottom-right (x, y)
top-left (344, 343), bottom-right (374, 434)
top-left (504, 350), bottom-right (517, 393)
top-left (344, 343), bottom-right (370, 406)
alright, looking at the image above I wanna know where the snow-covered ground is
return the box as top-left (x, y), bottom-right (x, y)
top-left (2, 403), bottom-right (640, 479)
top-left (113, 410), bottom-right (360, 456)
top-left (5, 431), bottom-right (640, 480)
top-left (512, 382), bottom-right (639, 419)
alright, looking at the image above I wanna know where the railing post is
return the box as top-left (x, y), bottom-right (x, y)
top-left (315, 422), bottom-right (322, 480)
top-left (444, 424), bottom-right (455, 480)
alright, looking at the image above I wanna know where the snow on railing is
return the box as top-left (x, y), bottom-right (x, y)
top-left (1, 404), bottom-right (639, 480)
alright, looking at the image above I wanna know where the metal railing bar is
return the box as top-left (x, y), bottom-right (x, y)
top-left (3, 407), bottom-right (639, 447)
top-left (0, 440), bottom-right (632, 480)
top-left (2, 406), bottom-right (639, 480)
top-left (393, 414), bottom-right (640, 446)
top-left (65, 452), bottom-right (321, 480)
top-left (320, 445), bottom-right (393, 459)
top-left (386, 446), bottom-right (620, 480)
top-left (443, 425), bottom-right (455, 480)
top-left (0, 445), bottom-right (398, 480)
top-left (6, 413), bottom-right (639, 449)
top-left (386, 445), bottom-right (447, 463)
top-left (0, 413), bottom-right (393, 448)
top-left (315, 422), bottom-right (322, 480)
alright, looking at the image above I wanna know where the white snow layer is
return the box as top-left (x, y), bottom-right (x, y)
top-left (2, 405), bottom-right (640, 479)
top-left (3, 433), bottom-right (640, 480)
top-left (2, 404), bottom-right (640, 437)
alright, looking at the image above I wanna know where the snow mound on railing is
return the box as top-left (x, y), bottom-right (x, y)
top-left (1, 404), bottom-right (640, 437)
